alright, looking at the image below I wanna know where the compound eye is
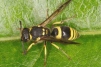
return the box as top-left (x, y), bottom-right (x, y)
top-left (21, 34), bottom-right (29, 42)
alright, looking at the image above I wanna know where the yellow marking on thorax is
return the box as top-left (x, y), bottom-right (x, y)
top-left (55, 27), bottom-right (61, 39)
top-left (29, 28), bottom-right (32, 40)
top-left (46, 30), bottom-right (48, 34)
top-left (42, 28), bottom-right (45, 35)
top-left (36, 37), bottom-right (41, 41)
top-left (38, 25), bottom-right (41, 27)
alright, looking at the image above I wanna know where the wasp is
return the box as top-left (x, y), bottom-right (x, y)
top-left (20, 0), bottom-right (79, 66)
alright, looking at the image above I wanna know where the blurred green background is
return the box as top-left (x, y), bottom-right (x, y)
top-left (0, 0), bottom-right (101, 67)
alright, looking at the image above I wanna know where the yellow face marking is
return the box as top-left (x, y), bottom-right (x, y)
top-left (55, 27), bottom-right (61, 39)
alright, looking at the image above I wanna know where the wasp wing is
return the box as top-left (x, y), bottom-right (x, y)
top-left (41, 36), bottom-right (80, 45)
top-left (39, 0), bottom-right (72, 27)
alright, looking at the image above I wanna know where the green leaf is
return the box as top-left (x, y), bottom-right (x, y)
top-left (0, 0), bottom-right (101, 67)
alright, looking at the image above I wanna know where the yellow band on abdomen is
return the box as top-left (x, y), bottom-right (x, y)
top-left (68, 27), bottom-right (78, 40)
top-left (55, 27), bottom-right (61, 39)
top-left (68, 27), bottom-right (73, 40)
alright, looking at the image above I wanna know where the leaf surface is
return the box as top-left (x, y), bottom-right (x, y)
top-left (0, 0), bottom-right (101, 67)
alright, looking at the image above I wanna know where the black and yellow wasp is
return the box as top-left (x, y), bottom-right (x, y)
top-left (20, 0), bottom-right (79, 66)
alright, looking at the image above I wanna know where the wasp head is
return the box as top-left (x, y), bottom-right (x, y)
top-left (21, 28), bottom-right (30, 42)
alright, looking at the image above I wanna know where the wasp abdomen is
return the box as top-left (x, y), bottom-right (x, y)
top-left (51, 26), bottom-right (79, 40)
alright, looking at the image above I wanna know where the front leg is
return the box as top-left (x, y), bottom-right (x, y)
top-left (27, 42), bottom-right (36, 52)
top-left (22, 42), bottom-right (36, 55)
top-left (26, 37), bottom-right (41, 53)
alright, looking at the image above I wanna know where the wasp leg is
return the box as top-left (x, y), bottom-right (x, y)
top-left (46, 7), bottom-right (49, 18)
top-left (53, 15), bottom-right (76, 25)
top-left (27, 43), bottom-right (36, 52)
top-left (52, 21), bottom-right (64, 25)
top-left (39, 0), bottom-right (72, 27)
top-left (44, 41), bottom-right (47, 67)
top-left (44, 3), bottom-right (49, 66)
top-left (51, 43), bottom-right (71, 60)
top-left (21, 42), bottom-right (27, 55)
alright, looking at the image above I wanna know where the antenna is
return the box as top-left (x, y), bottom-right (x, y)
top-left (19, 21), bottom-right (26, 54)
top-left (19, 21), bottom-right (22, 30)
